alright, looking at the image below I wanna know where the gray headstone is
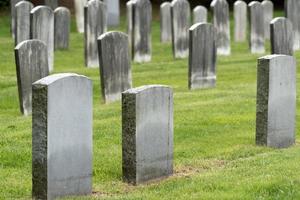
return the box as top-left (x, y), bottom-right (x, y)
top-left (84, 0), bottom-right (107, 68)
top-left (54, 7), bottom-right (70, 50)
top-left (171, 0), bottom-right (191, 59)
top-left (44, 0), bottom-right (58, 10)
top-left (234, 0), bottom-right (247, 42)
top-left (32, 73), bottom-right (93, 199)
top-left (74, 0), bottom-right (88, 33)
top-left (285, 0), bottom-right (300, 50)
top-left (15, 1), bottom-right (34, 45)
top-left (10, 0), bottom-right (22, 38)
top-left (122, 85), bottom-right (173, 184)
top-left (98, 31), bottom-right (132, 103)
top-left (262, 0), bottom-right (273, 40)
top-left (14, 40), bottom-right (49, 116)
top-left (193, 6), bottom-right (207, 24)
top-left (103, 0), bottom-right (120, 26)
top-left (126, 1), bottom-right (134, 53)
top-left (256, 55), bottom-right (296, 148)
top-left (30, 6), bottom-right (54, 72)
top-left (270, 17), bottom-right (294, 56)
top-left (189, 23), bottom-right (216, 90)
top-left (210, 0), bottom-right (231, 55)
top-left (248, 1), bottom-right (265, 54)
top-left (160, 2), bottom-right (172, 43)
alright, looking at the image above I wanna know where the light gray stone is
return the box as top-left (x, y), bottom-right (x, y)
top-left (15, 1), bottom-right (33, 45)
top-left (270, 17), bottom-right (294, 56)
top-left (193, 6), bottom-right (207, 24)
top-left (122, 85), bottom-right (173, 184)
top-left (256, 55), bottom-right (296, 148)
top-left (44, 0), bottom-right (57, 10)
top-left (10, 0), bottom-right (22, 38)
top-left (234, 0), bottom-right (247, 42)
top-left (98, 31), bottom-right (132, 103)
top-left (54, 7), bottom-right (70, 50)
top-left (32, 73), bottom-right (93, 199)
top-left (160, 2), bottom-right (172, 43)
top-left (262, 0), bottom-right (273, 40)
top-left (126, 1), bottom-right (134, 54)
top-left (285, 0), bottom-right (300, 50)
top-left (74, 0), bottom-right (88, 33)
top-left (103, 0), bottom-right (119, 26)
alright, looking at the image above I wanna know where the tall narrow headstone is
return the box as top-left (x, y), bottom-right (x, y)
top-left (122, 85), bottom-right (173, 184)
top-left (126, 1), bottom-right (134, 52)
top-left (285, 0), bottom-right (300, 50)
top-left (44, 0), bottom-right (58, 10)
top-left (234, 0), bottom-right (247, 42)
top-left (54, 7), bottom-right (70, 50)
top-left (160, 2), bottom-right (172, 43)
top-left (256, 55), bottom-right (296, 148)
top-left (10, 0), bottom-right (22, 38)
top-left (32, 73), bottom-right (93, 199)
top-left (262, 0), bottom-right (273, 40)
top-left (103, 0), bottom-right (120, 26)
top-left (74, 0), bottom-right (88, 33)
top-left (193, 6), bottom-right (207, 24)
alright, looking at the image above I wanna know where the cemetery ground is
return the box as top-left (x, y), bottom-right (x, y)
top-left (1, 9), bottom-right (300, 200)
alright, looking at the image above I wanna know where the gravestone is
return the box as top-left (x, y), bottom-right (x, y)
top-left (31, 6), bottom-right (54, 72)
top-left (171, 0), bottom-right (191, 59)
top-left (189, 23), bottom-right (216, 90)
top-left (74, 0), bottom-right (88, 33)
top-left (270, 17), bottom-right (293, 56)
top-left (84, 0), bottom-right (107, 68)
top-left (122, 85), bottom-right (173, 184)
top-left (285, 0), bottom-right (300, 50)
top-left (44, 0), bottom-right (58, 10)
top-left (32, 73), bottom-right (93, 199)
top-left (160, 2), bottom-right (172, 43)
top-left (193, 6), bottom-right (207, 24)
top-left (126, 1), bottom-right (134, 52)
top-left (98, 31), bottom-right (132, 103)
top-left (54, 7), bottom-right (70, 50)
top-left (103, 0), bottom-right (120, 26)
top-left (10, 0), bottom-right (22, 38)
top-left (234, 0), bottom-right (247, 42)
top-left (15, 40), bottom-right (49, 116)
top-left (256, 55), bottom-right (296, 148)
top-left (262, 0), bottom-right (273, 40)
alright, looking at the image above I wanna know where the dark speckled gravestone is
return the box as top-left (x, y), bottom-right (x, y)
top-left (285, 0), bottom-right (300, 50)
top-left (160, 2), bottom-right (172, 43)
top-left (234, 0), bottom-right (247, 42)
top-left (262, 0), bottom-right (273, 40)
top-left (54, 7), bottom-right (70, 50)
top-left (193, 6), bottom-right (207, 24)
top-left (10, 0), bottom-right (22, 38)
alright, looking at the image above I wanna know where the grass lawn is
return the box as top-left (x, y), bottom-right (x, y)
top-left (1, 8), bottom-right (300, 199)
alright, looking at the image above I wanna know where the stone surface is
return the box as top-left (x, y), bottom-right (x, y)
top-left (234, 0), bottom-right (247, 42)
top-left (262, 0), bottom-right (273, 40)
top-left (54, 7), bottom-right (70, 50)
top-left (248, 1), bottom-right (265, 54)
top-left (193, 6), bottom-right (207, 24)
top-left (30, 6), bottom-right (54, 72)
top-left (10, 0), bottom-right (22, 38)
top-left (74, 0), bottom-right (88, 33)
top-left (189, 23), bottom-right (216, 90)
top-left (15, 40), bottom-right (49, 116)
top-left (285, 0), bottom-right (300, 50)
top-left (122, 85), bottom-right (173, 184)
top-left (270, 17), bottom-right (293, 56)
top-left (84, 0), bottom-right (107, 68)
top-left (44, 0), bottom-right (58, 10)
top-left (171, 0), bottom-right (191, 59)
top-left (103, 0), bottom-right (120, 26)
top-left (210, 0), bottom-right (231, 55)
top-left (32, 73), bottom-right (93, 199)
top-left (126, 1), bottom-right (134, 54)
top-left (160, 2), bottom-right (172, 43)
top-left (256, 55), bottom-right (296, 148)
top-left (98, 31), bottom-right (132, 103)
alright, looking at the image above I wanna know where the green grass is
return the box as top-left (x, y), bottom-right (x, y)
top-left (1, 9), bottom-right (300, 199)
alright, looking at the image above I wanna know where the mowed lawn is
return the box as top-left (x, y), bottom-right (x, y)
top-left (1, 7), bottom-right (300, 199)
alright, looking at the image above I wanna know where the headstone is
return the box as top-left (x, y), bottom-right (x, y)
top-left (14, 40), bottom-right (49, 116)
top-left (54, 7), bottom-right (70, 50)
top-left (44, 0), bottom-right (58, 10)
top-left (270, 17), bottom-right (294, 56)
top-left (210, 0), bottom-right (231, 55)
top-left (32, 73), bottom-right (93, 199)
top-left (126, 1), bottom-right (134, 52)
top-left (285, 0), bottom-right (300, 50)
top-left (189, 23), bottom-right (216, 90)
top-left (10, 0), bottom-right (22, 38)
top-left (248, 1), bottom-right (265, 54)
top-left (122, 85), bottom-right (173, 184)
top-left (84, 0), bottom-right (107, 68)
top-left (74, 0), bottom-right (88, 33)
top-left (103, 0), bottom-right (120, 26)
top-left (171, 0), bottom-right (191, 59)
top-left (262, 0), bottom-right (273, 40)
top-left (234, 0), bottom-right (247, 42)
top-left (160, 2), bottom-right (172, 43)
top-left (193, 6), bottom-right (207, 24)
top-left (30, 6), bottom-right (54, 72)
top-left (256, 55), bottom-right (296, 148)
top-left (98, 31), bottom-right (132, 103)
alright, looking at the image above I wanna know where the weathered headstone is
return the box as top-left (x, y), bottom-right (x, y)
top-left (160, 2), bottom-right (172, 43)
top-left (256, 55), bottom-right (296, 148)
top-left (270, 17), bottom-right (293, 56)
top-left (285, 0), bottom-right (300, 50)
top-left (44, 0), bottom-right (58, 10)
top-left (103, 0), bottom-right (120, 26)
top-left (98, 31), bottom-right (132, 103)
top-left (10, 0), bottom-right (22, 38)
top-left (74, 0), bottom-right (88, 33)
top-left (31, 6), bottom-right (54, 72)
top-left (193, 6), bottom-right (207, 24)
top-left (234, 0), bottom-right (247, 42)
top-left (189, 23), bottom-right (216, 90)
top-left (32, 73), bottom-right (93, 199)
top-left (122, 85), bottom-right (173, 184)
top-left (171, 0), bottom-right (191, 59)
top-left (262, 0), bottom-right (273, 40)
top-left (54, 7), bottom-right (70, 50)
top-left (15, 40), bottom-right (49, 116)
top-left (126, 1), bottom-right (134, 52)
top-left (84, 0), bottom-right (107, 68)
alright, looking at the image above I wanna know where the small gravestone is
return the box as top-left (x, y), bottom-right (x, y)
top-left (84, 0), bottom-right (107, 68)
top-left (10, 0), bottom-right (22, 38)
top-left (15, 1), bottom-right (33, 45)
top-left (189, 23), bottom-right (216, 90)
top-left (171, 0), bottom-right (191, 59)
top-left (74, 0), bottom-right (88, 33)
top-left (31, 6), bottom-right (54, 72)
top-left (248, 1), bottom-right (265, 54)
top-left (193, 6), bottom-right (207, 24)
top-left (160, 2), bottom-right (172, 43)
top-left (98, 31), bottom-right (132, 103)
top-left (15, 40), bottom-right (49, 116)
top-left (262, 0), bottom-right (273, 40)
top-left (126, 1), bottom-right (134, 53)
top-left (44, 0), bottom-right (58, 10)
top-left (270, 17), bottom-right (293, 56)
top-left (54, 7), bottom-right (70, 50)
top-left (285, 0), bottom-right (300, 50)
top-left (32, 73), bottom-right (93, 199)
top-left (103, 0), bottom-right (119, 26)
top-left (234, 0), bottom-right (247, 42)
top-left (256, 55), bottom-right (296, 148)
top-left (122, 85), bottom-right (173, 184)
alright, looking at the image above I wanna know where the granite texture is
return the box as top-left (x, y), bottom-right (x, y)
top-left (234, 0), bottom-right (247, 42)
top-left (193, 6), bottom-right (207, 24)
top-left (160, 2), bottom-right (172, 43)
top-left (54, 7), bottom-right (70, 50)
top-left (74, 0), bottom-right (87, 33)
top-left (285, 0), bottom-right (300, 50)
top-left (262, 0), bottom-right (273, 40)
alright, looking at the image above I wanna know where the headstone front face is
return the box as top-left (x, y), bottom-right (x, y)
top-left (54, 7), bottom-right (70, 50)
top-left (193, 6), bottom-right (207, 24)
top-left (103, 0), bottom-right (120, 26)
top-left (126, 1), bottom-right (134, 52)
top-left (44, 0), bottom-right (58, 10)
top-left (270, 17), bottom-right (294, 56)
top-left (15, 40), bottom-right (49, 116)
top-left (98, 31), bottom-right (132, 103)
top-left (84, 0), bottom-right (107, 68)
top-left (160, 2), bottom-right (172, 43)
top-left (262, 0), bottom-right (273, 40)
top-left (122, 85), bottom-right (173, 184)
top-left (74, 0), bottom-right (88, 33)
top-left (32, 73), bottom-right (93, 199)
top-left (30, 6), bottom-right (54, 72)
top-left (256, 55), bottom-right (296, 148)
top-left (189, 23), bottom-right (216, 90)
top-left (234, 0), bottom-right (247, 42)
top-left (171, 0), bottom-right (191, 59)
top-left (285, 0), bottom-right (300, 50)
top-left (10, 0), bottom-right (22, 38)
